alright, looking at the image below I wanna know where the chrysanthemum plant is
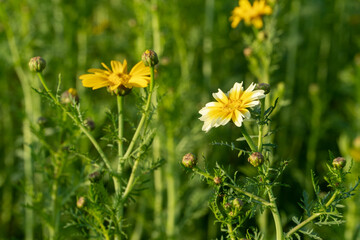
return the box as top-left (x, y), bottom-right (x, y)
top-left (183, 1), bottom-right (359, 239)
top-left (185, 81), bottom-right (359, 240)
top-left (30, 50), bottom-right (161, 239)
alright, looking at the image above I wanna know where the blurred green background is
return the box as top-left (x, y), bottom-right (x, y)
top-left (1, 0), bottom-right (360, 239)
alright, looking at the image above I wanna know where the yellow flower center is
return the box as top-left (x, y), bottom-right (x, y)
top-left (224, 99), bottom-right (243, 113)
top-left (109, 73), bottom-right (131, 85)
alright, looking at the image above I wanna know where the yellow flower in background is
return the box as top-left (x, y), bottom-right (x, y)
top-left (80, 60), bottom-right (150, 91)
top-left (230, 0), bottom-right (272, 29)
top-left (199, 82), bottom-right (265, 132)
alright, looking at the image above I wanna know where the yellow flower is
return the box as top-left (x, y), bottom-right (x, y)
top-left (230, 0), bottom-right (272, 29)
top-left (199, 82), bottom-right (265, 132)
top-left (79, 60), bottom-right (151, 91)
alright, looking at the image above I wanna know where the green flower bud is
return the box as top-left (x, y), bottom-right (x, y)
top-left (142, 49), bottom-right (159, 67)
top-left (228, 211), bottom-right (236, 217)
top-left (256, 83), bottom-right (271, 94)
top-left (213, 176), bottom-right (222, 185)
top-left (84, 118), bottom-right (95, 131)
top-left (88, 171), bottom-right (102, 183)
top-left (248, 152), bottom-right (264, 167)
top-left (243, 47), bottom-right (252, 57)
top-left (76, 196), bottom-right (86, 208)
top-left (29, 56), bottom-right (46, 72)
top-left (37, 116), bottom-right (48, 126)
top-left (61, 88), bottom-right (79, 104)
top-left (232, 198), bottom-right (244, 210)
top-left (182, 153), bottom-right (197, 169)
top-left (223, 202), bottom-right (232, 211)
top-left (257, 31), bottom-right (268, 41)
top-left (332, 157), bottom-right (346, 170)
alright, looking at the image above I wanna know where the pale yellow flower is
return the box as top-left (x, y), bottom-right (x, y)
top-left (199, 82), bottom-right (265, 132)
top-left (230, 0), bottom-right (272, 29)
top-left (80, 60), bottom-right (150, 91)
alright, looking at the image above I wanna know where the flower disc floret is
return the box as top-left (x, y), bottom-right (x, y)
top-left (199, 82), bottom-right (265, 132)
top-left (79, 60), bottom-right (151, 92)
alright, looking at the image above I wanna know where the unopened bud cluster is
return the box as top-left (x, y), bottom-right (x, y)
top-left (332, 157), bottom-right (346, 170)
top-left (223, 198), bottom-right (244, 218)
top-left (29, 56), bottom-right (46, 72)
top-left (142, 49), bottom-right (159, 67)
top-left (182, 153), bottom-right (197, 169)
top-left (248, 152), bottom-right (264, 167)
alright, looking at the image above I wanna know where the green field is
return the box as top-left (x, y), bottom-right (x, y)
top-left (1, 0), bottom-right (360, 239)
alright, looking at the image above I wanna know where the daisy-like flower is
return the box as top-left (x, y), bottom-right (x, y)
top-left (79, 60), bottom-right (151, 92)
top-left (199, 82), bottom-right (265, 132)
top-left (230, 0), bottom-right (272, 29)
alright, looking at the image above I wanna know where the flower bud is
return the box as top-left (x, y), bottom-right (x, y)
top-left (61, 88), bottom-right (79, 104)
top-left (182, 153), bottom-right (197, 169)
top-left (223, 202), bottom-right (232, 211)
top-left (332, 157), bottom-right (346, 170)
top-left (77, 196), bottom-right (86, 208)
top-left (84, 118), bottom-right (95, 131)
top-left (257, 31), bottom-right (268, 41)
top-left (232, 198), bottom-right (244, 210)
top-left (256, 83), bottom-right (271, 94)
top-left (88, 171), bottom-right (102, 183)
top-left (243, 47), bottom-right (252, 57)
top-left (37, 116), bottom-right (48, 126)
top-left (228, 211), bottom-right (236, 217)
top-left (29, 56), bottom-right (46, 72)
top-left (248, 152), bottom-right (264, 167)
top-left (213, 176), bottom-right (222, 185)
top-left (142, 49), bottom-right (159, 67)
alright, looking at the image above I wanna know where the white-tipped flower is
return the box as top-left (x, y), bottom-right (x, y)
top-left (199, 82), bottom-right (265, 132)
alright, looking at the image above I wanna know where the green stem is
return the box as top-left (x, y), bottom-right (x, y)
top-left (267, 187), bottom-right (284, 240)
top-left (240, 125), bottom-right (258, 152)
top-left (49, 171), bottom-right (59, 240)
top-left (227, 223), bottom-right (236, 240)
top-left (123, 67), bottom-right (155, 159)
top-left (115, 95), bottom-right (124, 195)
top-left (36, 73), bottom-right (113, 172)
top-left (116, 66), bottom-right (155, 238)
top-left (166, 129), bottom-right (176, 238)
top-left (193, 168), bottom-right (271, 207)
top-left (258, 98), bottom-right (265, 152)
top-left (122, 158), bottom-right (140, 201)
top-left (285, 190), bottom-right (340, 238)
top-left (114, 95), bottom-right (124, 239)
